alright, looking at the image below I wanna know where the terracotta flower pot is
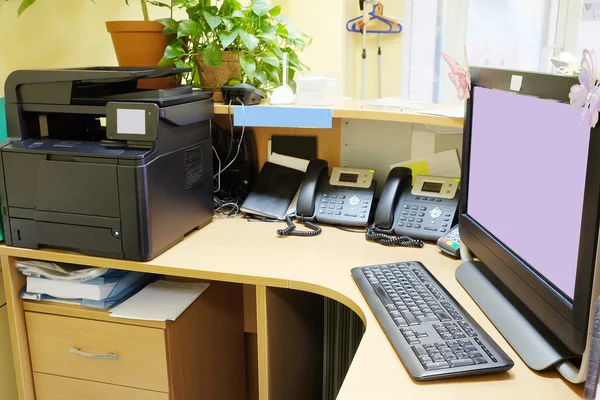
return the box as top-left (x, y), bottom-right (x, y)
top-left (106, 21), bottom-right (173, 89)
top-left (196, 51), bottom-right (243, 102)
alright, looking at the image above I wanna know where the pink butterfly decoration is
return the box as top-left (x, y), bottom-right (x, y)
top-left (441, 52), bottom-right (471, 101)
top-left (569, 49), bottom-right (600, 128)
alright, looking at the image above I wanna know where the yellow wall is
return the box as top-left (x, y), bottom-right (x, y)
top-left (0, 0), bottom-right (171, 97)
top-left (0, 0), bottom-right (403, 100)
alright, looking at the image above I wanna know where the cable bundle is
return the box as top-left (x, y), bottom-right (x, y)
top-left (365, 225), bottom-right (424, 247)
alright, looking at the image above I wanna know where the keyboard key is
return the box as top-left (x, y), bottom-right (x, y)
top-left (455, 352), bottom-right (470, 359)
top-left (412, 345), bottom-right (429, 357)
top-left (468, 351), bottom-right (483, 358)
top-left (390, 311), bottom-right (402, 318)
top-left (402, 311), bottom-right (419, 326)
top-left (473, 357), bottom-right (488, 365)
top-left (432, 355), bottom-right (445, 362)
top-left (394, 318), bottom-right (407, 327)
top-left (424, 361), bottom-right (450, 370)
top-left (435, 311), bottom-right (452, 322)
top-left (419, 356), bottom-right (433, 364)
top-left (449, 358), bottom-right (475, 367)
top-left (417, 315), bottom-right (440, 323)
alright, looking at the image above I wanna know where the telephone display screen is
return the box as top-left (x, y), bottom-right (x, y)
top-left (339, 173), bottom-right (359, 183)
top-left (422, 182), bottom-right (443, 193)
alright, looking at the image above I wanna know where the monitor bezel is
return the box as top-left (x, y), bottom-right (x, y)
top-left (460, 67), bottom-right (600, 354)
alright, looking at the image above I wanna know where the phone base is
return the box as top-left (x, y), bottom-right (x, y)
top-left (456, 261), bottom-right (578, 375)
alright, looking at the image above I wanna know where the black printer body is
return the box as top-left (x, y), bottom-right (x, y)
top-left (1, 67), bottom-right (214, 261)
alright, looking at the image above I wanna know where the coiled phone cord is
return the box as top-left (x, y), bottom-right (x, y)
top-left (365, 226), bottom-right (425, 247)
top-left (277, 215), bottom-right (322, 237)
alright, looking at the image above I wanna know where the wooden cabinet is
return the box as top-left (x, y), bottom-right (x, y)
top-left (23, 281), bottom-right (246, 400)
top-left (0, 274), bottom-right (18, 400)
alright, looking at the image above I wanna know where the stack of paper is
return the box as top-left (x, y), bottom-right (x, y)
top-left (110, 280), bottom-right (210, 322)
top-left (390, 149), bottom-right (461, 184)
top-left (18, 261), bottom-right (152, 309)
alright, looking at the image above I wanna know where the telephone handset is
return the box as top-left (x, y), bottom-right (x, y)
top-left (296, 159), bottom-right (330, 220)
top-left (367, 167), bottom-right (425, 247)
top-left (373, 167), bottom-right (413, 229)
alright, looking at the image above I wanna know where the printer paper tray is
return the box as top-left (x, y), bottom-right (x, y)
top-left (9, 217), bottom-right (123, 258)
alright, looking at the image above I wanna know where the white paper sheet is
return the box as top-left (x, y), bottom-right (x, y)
top-left (109, 280), bottom-right (210, 321)
top-left (417, 108), bottom-right (465, 119)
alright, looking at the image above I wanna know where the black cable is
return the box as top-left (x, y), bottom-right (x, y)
top-left (335, 226), bottom-right (367, 234)
top-left (277, 215), bottom-right (322, 237)
top-left (365, 225), bottom-right (424, 247)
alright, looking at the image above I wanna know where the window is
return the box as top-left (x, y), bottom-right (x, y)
top-left (402, 0), bottom-right (565, 104)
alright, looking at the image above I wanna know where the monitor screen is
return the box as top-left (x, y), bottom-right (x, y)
top-left (466, 86), bottom-right (592, 301)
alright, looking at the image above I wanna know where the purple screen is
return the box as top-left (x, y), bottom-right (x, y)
top-left (467, 87), bottom-right (591, 300)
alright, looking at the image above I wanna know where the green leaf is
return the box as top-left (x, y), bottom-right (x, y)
top-left (174, 60), bottom-right (192, 69)
top-left (252, 1), bottom-right (270, 17)
top-left (157, 18), bottom-right (179, 35)
top-left (262, 55), bottom-right (279, 68)
top-left (222, 18), bottom-right (234, 31)
top-left (276, 15), bottom-right (291, 25)
top-left (288, 79), bottom-right (297, 94)
top-left (268, 5), bottom-right (281, 17)
top-left (260, 24), bottom-right (278, 35)
top-left (164, 44), bottom-right (185, 59)
top-left (203, 43), bottom-right (223, 67)
top-left (232, 10), bottom-right (246, 18)
top-left (17, 0), bottom-right (36, 16)
top-left (257, 33), bottom-right (278, 48)
top-left (239, 54), bottom-right (257, 83)
top-left (268, 43), bottom-right (283, 58)
top-left (239, 31), bottom-right (259, 52)
top-left (286, 27), bottom-right (302, 40)
top-left (203, 11), bottom-right (222, 30)
top-left (255, 71), bottom-right (268, 86)
top-left (157, 57), bottom-right (175, 67)
top-left (177, 19), bottom-right (201, 38)
top-left (146, 1), bottom-right (171, 8)
top-left (218, 30), bottom-right (240, 50)
top-left (264, 65), bottom-right (281, 85)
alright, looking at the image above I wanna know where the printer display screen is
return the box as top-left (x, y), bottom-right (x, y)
top-left (117, 109), bottom-right (146, 135)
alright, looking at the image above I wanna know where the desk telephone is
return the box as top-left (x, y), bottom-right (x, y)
top-left (277, 159), bottom-right (377, 236)
top-left (366, 167), bottom-right (460, 246)
top-left (275, 161), bottom-right (459, 244)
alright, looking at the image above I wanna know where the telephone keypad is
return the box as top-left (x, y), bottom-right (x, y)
top-left (317, 183), bottom-right (375, 227)
top-left (394, 190), bottom-right (459, 241)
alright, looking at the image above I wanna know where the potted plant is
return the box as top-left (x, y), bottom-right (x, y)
top-left (105, 0), bottom-right (172, 71)
top-left (156, 0), bottom-right (310, 98)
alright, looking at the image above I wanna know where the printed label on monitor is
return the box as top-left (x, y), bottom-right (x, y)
top-left (117, 109), bottom-right (146, 135)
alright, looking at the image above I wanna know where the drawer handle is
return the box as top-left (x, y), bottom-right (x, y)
top-left (69, 347), bottom-right (118, 360)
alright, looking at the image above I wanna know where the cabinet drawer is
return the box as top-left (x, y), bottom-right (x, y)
top-left (34, 373), bottom-right (169, 400)
top-left (26, 312), bottom-right (169, 393)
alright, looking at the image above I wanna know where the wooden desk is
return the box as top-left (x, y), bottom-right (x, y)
top-left (1, 218), bottom-right (583, 400)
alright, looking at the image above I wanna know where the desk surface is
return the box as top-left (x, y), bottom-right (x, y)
top-left (0, 218), bottom-right (582, 399)
top-left (214, 100), bottom-right (465, 128)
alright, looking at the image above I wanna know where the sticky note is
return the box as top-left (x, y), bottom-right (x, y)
top-left (510, 75), bottom-right (523, 92)
top-left (401, 161), bottom-right (429, 185)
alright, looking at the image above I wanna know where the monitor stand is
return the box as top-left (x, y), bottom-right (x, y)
top-left (456, 259), bottom-right (584, 382)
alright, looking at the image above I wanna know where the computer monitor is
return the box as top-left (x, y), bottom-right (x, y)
top-left (457, 67), bottom-right (600, 382)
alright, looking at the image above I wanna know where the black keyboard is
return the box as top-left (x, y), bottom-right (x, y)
top-left (351, 261), bottom-right (513, 380)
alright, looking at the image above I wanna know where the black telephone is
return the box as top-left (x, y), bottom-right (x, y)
top-left (277, 159), bottom-right (377, 237)
top-left (367, 167), bottom-right (460, 246)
